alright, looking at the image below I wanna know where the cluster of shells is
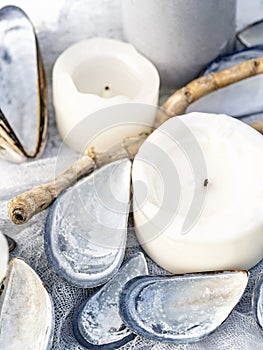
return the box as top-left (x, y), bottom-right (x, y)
top-left (1, 156), bottom-right (262, 349)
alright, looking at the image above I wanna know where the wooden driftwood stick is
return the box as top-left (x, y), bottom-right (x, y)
top-left (156, 57), bottom-right (263, 128)
top-left (249, 120), bottom-right (263, 134)
top-left (8, 134), bottom-right (147, 224)
top-left (8, 57), bottom-right (263, 225)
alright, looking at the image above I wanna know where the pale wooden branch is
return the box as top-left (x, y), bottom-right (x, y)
top-left (8, 134), bottom-right (147, 224)
top-left (155, 57), bottom-right (263, 128)
top-left (8, 57), bottom-right (263, 225)
top-left (249, 120), bottom-right (263, 134)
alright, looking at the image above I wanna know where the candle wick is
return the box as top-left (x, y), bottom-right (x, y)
top-left (102, 85), bottom-right (112, 98)
top-left (203, 179), bottom-right (209, 187)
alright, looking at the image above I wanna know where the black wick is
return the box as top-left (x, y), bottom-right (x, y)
top-left (203, 179), bottom-right (209, 187)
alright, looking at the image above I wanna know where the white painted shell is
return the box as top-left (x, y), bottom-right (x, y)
top-left (0, 258), bottom-right (54, 350)
top-left (45, 159), bottom-right (132, 287)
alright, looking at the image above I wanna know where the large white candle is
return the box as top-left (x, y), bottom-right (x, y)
top-left (53, 38), bottom-right (159, 153)
top-left (132, 112), bottom-right (263, 273)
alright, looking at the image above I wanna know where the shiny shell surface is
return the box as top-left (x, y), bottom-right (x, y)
top-left (0, 6), bottom-right (47, 162)
top-left (120, 271), bottom-right (248, 343)
top-left (237, 20), bottom-right (263, 47)
top-left (0, 258), bottom-right (54, 350)
top-left (45, 159), bottom-right (132, 288)
top-left (73, 253), bottom-right (148, 349)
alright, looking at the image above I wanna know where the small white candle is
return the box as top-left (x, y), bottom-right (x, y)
top-left (133, 112), bottom-right (263, 273)
top-left (52, 38), bottom-right (160, 153)
top-left (0, 232), bottom-right (8, 282)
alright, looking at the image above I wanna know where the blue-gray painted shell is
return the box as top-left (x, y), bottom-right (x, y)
top-left (120, 271), bottom-right (248, 343)
top-left (73, 253), bottom-right (148, 349)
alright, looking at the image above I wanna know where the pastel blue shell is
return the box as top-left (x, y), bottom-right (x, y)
top-left (73, 253), bottom-right (148, 349)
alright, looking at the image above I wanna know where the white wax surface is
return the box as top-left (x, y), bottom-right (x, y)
top-left (132, 113), bottom-right (263, 273)
top-left (53, 38), bottom-right (159, 153)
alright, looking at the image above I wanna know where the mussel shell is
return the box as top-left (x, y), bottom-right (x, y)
top-left (73, 253), bottom-right (148, 349)
top-left (120, 271), bottom-right (248, 343)
top-left (237, 20), bottom-right (263, 47)
top-left (252, 273), bottom-right (263, 329)
top-left (0, 6), bottom-right (47, 162)
top-left (0, 258), bottom-right (54, 350)
top-left (45, 159), bottom-right (132, 288)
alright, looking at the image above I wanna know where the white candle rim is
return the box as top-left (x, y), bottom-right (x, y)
top-left (52, 37), bottom-right (160, 102)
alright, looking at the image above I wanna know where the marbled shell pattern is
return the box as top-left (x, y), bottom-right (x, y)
top-left (45, 159), bottom-right (132, 287)
top-left (120, 271), bottom-right (248, 343)
top-left (0, 258), bottom-right (54, 350)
